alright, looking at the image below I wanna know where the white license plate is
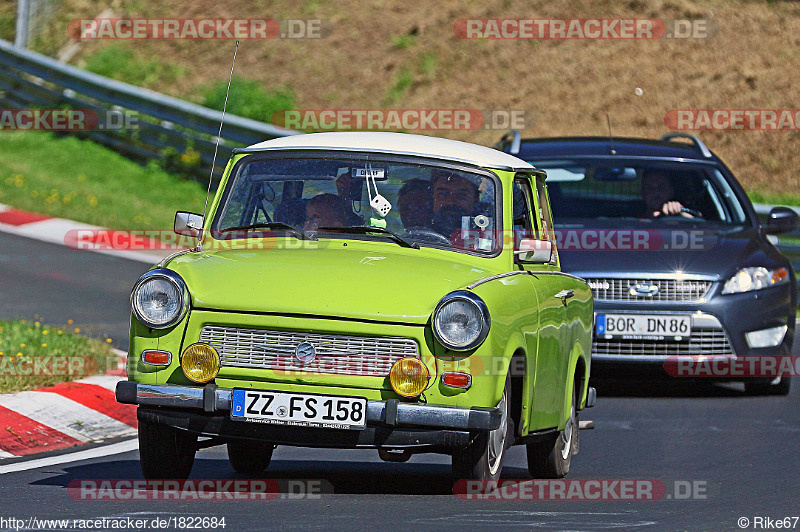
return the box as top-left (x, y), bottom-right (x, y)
top-left (230, 389), bottom-right (367, 430)
top-left (596, 314), bottom-right (691, 341)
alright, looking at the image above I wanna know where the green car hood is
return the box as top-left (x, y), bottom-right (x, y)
top-left (166, 244), bottom-right (501, 324)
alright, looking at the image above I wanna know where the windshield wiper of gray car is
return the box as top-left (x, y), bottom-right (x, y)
top-left (219, 222), bottom-right (314, 240)
top-left (317, 225), bottom-right (419, 249)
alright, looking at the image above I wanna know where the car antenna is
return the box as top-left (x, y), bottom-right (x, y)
top-left (606, 113), bottom-right (616, 155)
top-left (197, 40), bottom-right (239, 250)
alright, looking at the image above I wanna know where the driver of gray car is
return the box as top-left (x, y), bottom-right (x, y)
top-left (640, 168), bottom-right (698, 218)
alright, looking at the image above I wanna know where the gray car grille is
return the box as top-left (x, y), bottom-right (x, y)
top-left (199, 326), bottom-right (419, 377)
top-left (585, 277), bottom-right (712, 302)
top-left (592, 328), bottom-right (734, 357)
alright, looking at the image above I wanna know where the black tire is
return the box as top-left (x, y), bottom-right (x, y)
top-left (227, 440), bottom-right (275, 476)
top-left (138, 419), bottom-right (197, 480)
top-left (452, 377), bottom-right (511, 482)
top-left (527, 383), bottom-right (578, 479)
top-left (744, 376), bottom-right (792, 396)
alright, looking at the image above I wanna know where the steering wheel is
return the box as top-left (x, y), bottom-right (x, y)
top-left (655, 208), bottom-right (702, 220)
top-left (403, 227), bottom-right (451, 246)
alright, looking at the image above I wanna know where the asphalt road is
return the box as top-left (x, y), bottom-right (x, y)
top-left (1, 231), bottom-right (799, 531)
top-left (0, 232), bottom-right (148, 348)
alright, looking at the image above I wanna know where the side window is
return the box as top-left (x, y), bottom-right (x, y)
top-left (512, 177), bottom-right (536, 248)
top-left (535, 176), bottom-right (558, 264)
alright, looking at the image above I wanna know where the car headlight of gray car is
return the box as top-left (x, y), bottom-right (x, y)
top-left (721, 266), bottom-right (789, 294)
top-left (433, 291), bottom-right (490, 351)
top-left (131, 269), bottom-right (189, 328)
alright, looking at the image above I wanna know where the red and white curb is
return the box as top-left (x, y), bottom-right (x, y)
top-left (0, 204), bottom-right (159, 458)
top-left (0, 350), bottom-right (135, 458)
top-left (0, 203), bottom-right (172, 264)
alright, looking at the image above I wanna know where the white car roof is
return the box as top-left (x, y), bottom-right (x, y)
top-left (240, 132), bottom-right (535, 172)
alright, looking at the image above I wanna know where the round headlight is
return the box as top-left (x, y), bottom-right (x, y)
top-left (181, 343), bottom-right (220, 383)
top-left (389, 357), bottom-right (430, 398)
top-left (131, 269), bottom-right (189, 329)
top-left (433, 291), bottom-right (490, 351)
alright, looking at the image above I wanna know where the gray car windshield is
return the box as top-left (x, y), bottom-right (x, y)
top-left (212, 156), bottom-right (499, 253)
top-left (534, 159), bottom-right (748, 226)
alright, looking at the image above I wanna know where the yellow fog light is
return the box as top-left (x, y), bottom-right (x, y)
top-left (389, 357), bottom-right (430, 398)
top-left (180, 343), bottom-right (220, 383)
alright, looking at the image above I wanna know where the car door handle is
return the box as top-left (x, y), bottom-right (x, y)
top-left (555, 290), bottom-right (575, 299)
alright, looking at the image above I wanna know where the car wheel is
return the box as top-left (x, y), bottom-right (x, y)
top-left (452, 377), bottom-right (511, 482)
top-left (527, 383), bottom-right (577, 479)
top-left (138, 419), bottom-right (197, 480)
top-left (227, 440), bottom-right (275, 476)
top-left (744, 376), bottom-right (792, 396)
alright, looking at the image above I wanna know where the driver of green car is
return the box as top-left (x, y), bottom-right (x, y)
top-left (431, 169), bottom-right (480, 237)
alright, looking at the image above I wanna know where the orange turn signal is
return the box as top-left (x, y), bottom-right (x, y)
top-left (442, 371), bottom-right (472, 389)
top-left (772, 267), bottom-right (789, 284)
top-left (141, 349), bottom-right (172, 366)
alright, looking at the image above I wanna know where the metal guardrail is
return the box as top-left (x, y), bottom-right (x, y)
top-left (0, 38), bottom-right (299, 182)
top-left (753, 203), bottom-right (800, 218)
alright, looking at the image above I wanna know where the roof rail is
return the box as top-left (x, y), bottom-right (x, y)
top-left (495, 129), bottom-right (522, 154)
top-left (660, 132), bottom-right (712, 158)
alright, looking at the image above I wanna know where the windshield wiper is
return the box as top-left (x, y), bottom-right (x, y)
top-left (219, 222), bottom-right (313, 240)
top-left (317, 225), bottom-right (419, 249)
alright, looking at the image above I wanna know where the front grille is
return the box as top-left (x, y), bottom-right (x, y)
top-left (199, 325), bottom-right (419, 377)
top-left (585, 277), bottom-right (712, 302)
top-left (592, 328), bottom-right (734, 357)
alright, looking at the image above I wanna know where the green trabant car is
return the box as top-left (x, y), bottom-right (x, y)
top-left (116, 132), bottom-right (595, 482)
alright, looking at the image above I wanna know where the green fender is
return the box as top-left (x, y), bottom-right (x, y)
top-left (559, 339), bottom-right (589, 431)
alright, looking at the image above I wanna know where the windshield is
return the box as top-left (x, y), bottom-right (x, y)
top-left (211, 155), bottom-right (500, 254)
top-left (533, 158), bottom-right (748, 227)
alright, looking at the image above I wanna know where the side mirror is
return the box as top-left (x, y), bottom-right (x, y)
top-left (765, 207), bottom-right (798, 235)
top-left (174, 211), bottom-right (204, 237)
top-left (515, 239), bottom-right (552, 263)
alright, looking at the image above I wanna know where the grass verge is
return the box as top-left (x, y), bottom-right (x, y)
top-left (196, 76), bottom-right (296, 123)
top-left (83, 44), bottom-right (187, 90)
top-left (0, 319), bottom-right (115, 394)
top-left (0, 131), bottom-right (207, 231)
top-left (746, 190), bottom-right (800, 208)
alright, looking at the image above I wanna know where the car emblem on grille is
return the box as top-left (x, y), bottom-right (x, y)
top-left (294, 341), bottom-right (316, 364)
top-left (588, 280), bottom-right (610, 290)
top-left (629, 282), bottom-right (659, 297)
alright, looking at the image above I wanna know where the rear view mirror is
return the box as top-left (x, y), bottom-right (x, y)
top-left (593, 166), bottom-right (637, 181)
top-left (515, 239), bottom-right (552, 263)
top-left (174, 211), bottom-right (204, 237)
top-left (765, 207), bottom-right (798, 235)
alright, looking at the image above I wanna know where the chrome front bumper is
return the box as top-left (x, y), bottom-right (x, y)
top-left (116, 381), bottom-right (502, 431)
